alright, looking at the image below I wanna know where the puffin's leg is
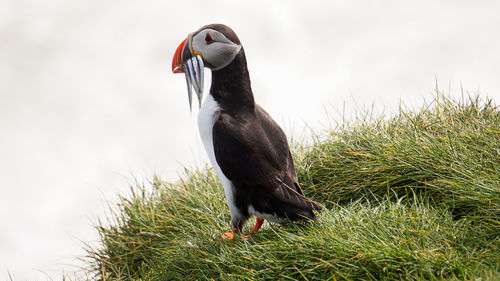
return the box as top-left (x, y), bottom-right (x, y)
top-left (240, 217), bottom-right (265, 240)
top-left (222, 219), bottom-right (245, 240)
top-left (250, 217), bottom-right (265, 233)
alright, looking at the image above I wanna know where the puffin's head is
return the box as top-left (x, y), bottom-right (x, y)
top-left (172, 24), bottom-right (242, 110)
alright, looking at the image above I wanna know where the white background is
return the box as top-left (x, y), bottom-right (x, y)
top-left (1, 0), bottom-right (499, 280)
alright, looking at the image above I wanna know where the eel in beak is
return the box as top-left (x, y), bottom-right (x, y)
top-left (172, 35), bottom-right (204, 111)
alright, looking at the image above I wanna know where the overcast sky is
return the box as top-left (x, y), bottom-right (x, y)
top-left (1, 0), bottom-right (499, 280)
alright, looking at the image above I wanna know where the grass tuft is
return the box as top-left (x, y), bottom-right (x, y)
top-left (86, 94), bottom-right (499, 280)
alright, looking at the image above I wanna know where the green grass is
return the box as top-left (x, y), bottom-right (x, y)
top-left (85, 94), bottom-right (499, 280)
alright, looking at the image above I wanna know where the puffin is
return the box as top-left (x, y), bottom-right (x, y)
top-left (172, 24), bottom-right (322, 239)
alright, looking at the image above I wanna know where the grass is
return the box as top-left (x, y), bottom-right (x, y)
top-left (85, 94), bottom-right (499, 280)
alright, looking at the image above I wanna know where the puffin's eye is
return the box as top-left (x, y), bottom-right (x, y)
top-left (205, 32), bottom-right (214, 44)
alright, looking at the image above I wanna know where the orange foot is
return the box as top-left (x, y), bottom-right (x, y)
top-left (222, 218), bottom-right (266, 240)
top-left (240, 233), bottom-right (252, 240)
top-left (222, 230), bottom-right (252, 240)
top-left (222, 230), bottom-right (235, 240)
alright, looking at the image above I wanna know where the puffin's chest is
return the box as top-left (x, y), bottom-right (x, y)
top-left (197, 95), bottom-right (244, 221)
top-left (197, 94), bottom-right (220, 157)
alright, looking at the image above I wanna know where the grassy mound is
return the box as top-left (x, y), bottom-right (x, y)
top-left (86, 95), bottom-right (499, 280)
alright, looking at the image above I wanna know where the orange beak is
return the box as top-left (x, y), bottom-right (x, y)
top-left (172, 37), bottom-right (188, 73)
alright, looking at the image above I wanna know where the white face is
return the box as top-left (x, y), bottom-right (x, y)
top-left (190, 29), bottom-right (242, 71)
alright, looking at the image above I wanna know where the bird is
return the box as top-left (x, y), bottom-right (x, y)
top-left (171, 24), bottom-right (322, 239)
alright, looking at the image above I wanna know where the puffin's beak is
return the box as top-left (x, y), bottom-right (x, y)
top-left (172, 35), bottom-right (204, 111)
top-left (172, 38), bottom-right (187, 73)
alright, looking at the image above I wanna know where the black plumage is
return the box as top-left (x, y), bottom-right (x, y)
top-left (208, 29), bottom-right (321, 231)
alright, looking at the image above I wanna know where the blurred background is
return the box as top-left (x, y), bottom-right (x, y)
top-left (1, 0), bottom-right (499, 280)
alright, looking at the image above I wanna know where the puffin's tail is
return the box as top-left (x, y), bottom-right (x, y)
top-left (287, 199), bottom-right (322, 221)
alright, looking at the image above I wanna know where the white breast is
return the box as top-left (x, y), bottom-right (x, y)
top-left (197, 94), bottom-right (242, 223)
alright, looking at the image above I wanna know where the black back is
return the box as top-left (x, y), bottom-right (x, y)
top-left (209, 39), bottom-right (322, 220)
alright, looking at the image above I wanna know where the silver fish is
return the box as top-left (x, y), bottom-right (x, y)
top-left (183, 55), bottom-right (204, 111)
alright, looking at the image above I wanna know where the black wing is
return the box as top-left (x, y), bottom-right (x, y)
top-left (213, 105), bottom-right (320, 211)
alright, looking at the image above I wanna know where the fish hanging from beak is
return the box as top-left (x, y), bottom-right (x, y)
top-left (183, 55), bottom-right (204, 111)
top-left (172, 36), bottom-right (204, 111)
